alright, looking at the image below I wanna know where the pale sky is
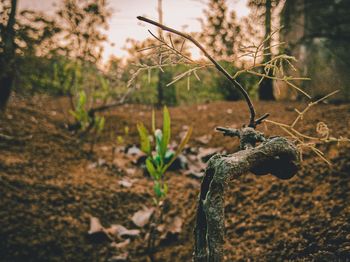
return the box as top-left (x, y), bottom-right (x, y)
top-left (18, 0), bottom-right (249, 61)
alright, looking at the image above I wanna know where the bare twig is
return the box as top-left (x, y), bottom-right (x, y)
top-left (291, 90), bottom-right (339, 128)
top-left (147, 29), bottom-right (196, 64)
top-left (89, 85), bottom-right (135, 115)
top-left (264, 90), bottom-right (349, 165)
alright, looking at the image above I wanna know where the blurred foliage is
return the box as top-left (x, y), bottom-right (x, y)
top-left (123, 62), bottom-right (259, 105)
top-left (57, 0), bottom-right (111, 63)
top-left (199, 0), bottom-right (241, 60)
top-left (70, 90), bottom-right (105, 137)
top-left (52, 59), bottom-right (83, 96)
top-left (16, 56), bottom-right (83, 96)
top-left (159, 70), bottom-right (176, 106)
top-left (215, 61), bottom-right (259, 100)
top-left (3, 0), bottom-right (267, 110)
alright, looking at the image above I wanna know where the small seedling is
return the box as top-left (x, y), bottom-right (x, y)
top-left (137, 106), bottom-right (192, 204)
top-left (110, 126), bottom-right (129, 164)
top-left (89, 115), bottom-right (105, 154)
top-left (70, 91), bottom-right (90, 131)
top-left (70, 90), bottom-right (105, 153)
top-left (137, 106), bottom-right (192, 255)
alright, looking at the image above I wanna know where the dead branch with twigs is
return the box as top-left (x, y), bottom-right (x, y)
top-left (136, 16), bottom-right (311, 128)
top-left (137, 16), bottom-right (260, 128)
top-left (136, 16), bottom-right (348, 262)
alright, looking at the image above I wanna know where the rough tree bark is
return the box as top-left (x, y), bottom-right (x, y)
top-left (194, 127), bottom-right (300, 261)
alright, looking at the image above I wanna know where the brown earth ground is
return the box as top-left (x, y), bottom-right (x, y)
top-left (0, 95), bottom-right (350, 261)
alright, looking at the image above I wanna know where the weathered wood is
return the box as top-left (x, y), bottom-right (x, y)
top-left (194, 128), bottom-right (300, 261)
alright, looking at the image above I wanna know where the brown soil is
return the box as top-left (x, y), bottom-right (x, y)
top-left (1, 95), bottom-right (350, 261)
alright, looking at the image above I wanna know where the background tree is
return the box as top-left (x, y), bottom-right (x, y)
top-left (280, 0), bottom-right (350, 101)
top-left (0, 0), bottom-right (17, 110)
top-left (1, 0), bottom-right (63, 109)
top-left (16, 10), bottom-right (61, 57)
top-left (156, 0), bottom-right (165, 107)
top-left (57, 0), bottom-right (111, 63)
top-left (53, 0), bottom-right (122, 128)
top-left (248, 0), bottom-right (280, 100)
top-left (14, 10), bottom-right (63, 94)
top-left (200, 0), bottom-right (241, 60)
top-left (156, 0), bottom-right (176, 107)
top-left (199, 0), bottom-right (250, 101)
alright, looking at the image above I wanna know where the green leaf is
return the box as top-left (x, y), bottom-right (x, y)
top-left (78, 90), bottom-right (87, 107)
top-left (153, 181), bottom-right (163, 199)
top-left (163, 182), bottom-right (168, 196)
top-left (96, 116), bottom-right (105, 133)
top-left (117, 135), bottom-right (124, 144)
top-left (162, 126), bottom-right (192, 174)
top-left (152, 197), bottom-right (159, 206)
top-left (137, 123), bottom-right (151, 155)
top-left (99, 76), bottom-right (108, 91)
top-left (161, 106), bottom-right (171, 158)
top-left (124, 126), bottom-right (129, 135)
top-left (69, 110), bottom-right (79, 120)
top-left (146, 158), bottom-right (158, 179)
top-left (152, 109), bottom-right (156, 133)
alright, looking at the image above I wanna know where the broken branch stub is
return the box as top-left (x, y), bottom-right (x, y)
top-left (194, 127), bottom-right (300, 262)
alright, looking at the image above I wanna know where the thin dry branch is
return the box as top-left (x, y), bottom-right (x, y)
top-left (137, 16), bottom-right (259, 128)
top-left (264, 90), bottom-right (349, 165)
top-left (232, 53), bottom-right (311, 99)
top-left (146, 29), bottom-right (196, 64)
top-left (89, 85), bottom-right (135, 115)
top-left (136, 17), bottom-right (311, 127)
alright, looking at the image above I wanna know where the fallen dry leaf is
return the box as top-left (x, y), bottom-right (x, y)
top-left (168, 216), bottom-right (183, 234)
top-left (87, 217), bottom-right (113, 242)
top-left (159, 216), bottom-right (184, 242)
top-left (118, 179), bottom-right (133, 188)
top-left (88, 217), bottom-right (104, 235)
top-left (106, 224), bottom-right (140, 238)
top-left (132, 207), bottom-right (154, 227)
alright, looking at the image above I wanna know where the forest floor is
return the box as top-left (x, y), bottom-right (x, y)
top-left (1, 94), bottom-right (350, 262)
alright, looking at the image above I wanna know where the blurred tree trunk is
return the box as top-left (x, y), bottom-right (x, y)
top-left (156, 0), bottom-right (176, 107)
top-left (157, 72), bottom-right (164, 107)
top-left (280, 0), bottom-right (350, 101)
top-left (0, 0), bottom-right (17, 111)
top-left (157, 0), bottom-right (164, 107)
top-left (258, 0), bottom-right (275, 100)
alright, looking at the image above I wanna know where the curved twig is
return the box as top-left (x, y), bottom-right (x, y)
top-left (137, 16), bottom-right (259, 127)
top-left (88, 85), bottom-right (135, 115)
